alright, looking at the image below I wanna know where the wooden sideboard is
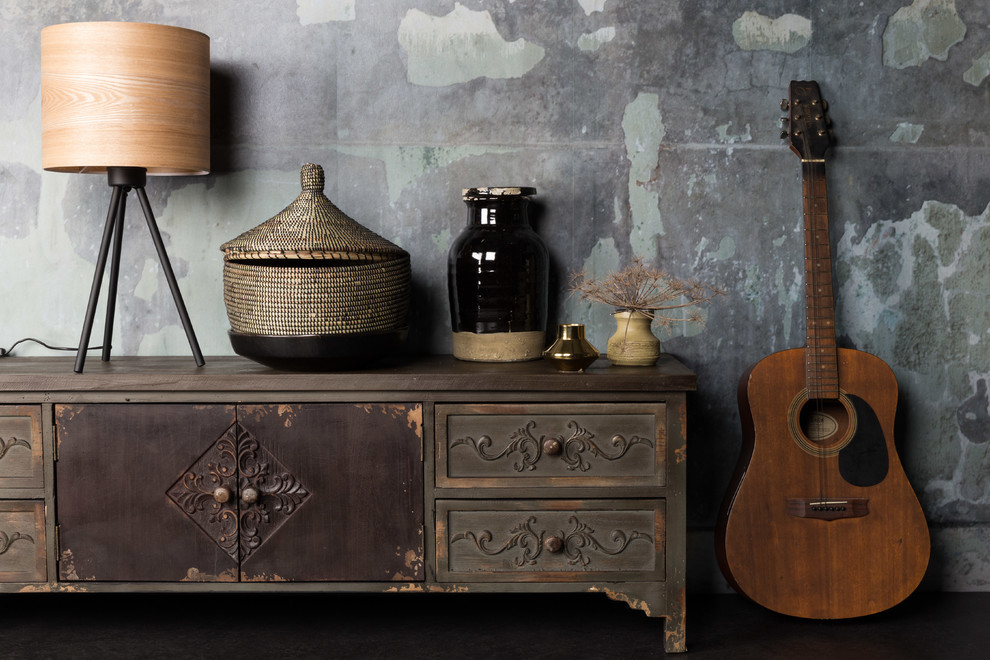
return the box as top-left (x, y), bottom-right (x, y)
top-left (0, 354), bottom-right (695, 653)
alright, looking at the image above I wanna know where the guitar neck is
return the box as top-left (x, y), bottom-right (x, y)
top-left (802, 160), bottom-right (839, 399)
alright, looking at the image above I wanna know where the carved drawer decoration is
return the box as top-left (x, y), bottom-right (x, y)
top-left (0, 502), bottom-right (46, 582)
top-left (436, 500), bottom-right (664, 582)
top-left (167, 422), bottom-right (310, 561)
top-left (0, 406), bottom-right (44, 490)
top-left (436, 404), bottom-right (665, 488)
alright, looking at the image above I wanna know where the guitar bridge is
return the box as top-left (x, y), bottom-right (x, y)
top-left (787, 497), bottom-right (869, 521)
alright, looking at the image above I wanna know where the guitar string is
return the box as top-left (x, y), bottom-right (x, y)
top-left (809, 157), bottom-right (838, 502)
top-left (807, 158), bottom-right (828, 506)
top-left (815, 161), bottom-right (828, 505)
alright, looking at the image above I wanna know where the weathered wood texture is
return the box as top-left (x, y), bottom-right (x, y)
top-left (0, 355), bottom-right (694, 653)
top-left (0, 406), bottom-right (44, 489)
top-left (0, 502), bottom-right (46, 582)
top-left (56, 404), bottom-right (240, 581)
top-left (437, 499), bottom-right (664, 582)
top-left (717, 348), bottom-right (931, 619)
top-left (55, 403), bottom-right (424, 582)
top-left (0, 355), bottom-right (697, 394)
top-left (236, 403), bottom-right (424, 582)
top-left (437, 403), bottom-right (664, 488)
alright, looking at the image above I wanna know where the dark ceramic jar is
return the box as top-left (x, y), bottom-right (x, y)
top-left (448, 187), bottom-right (549, 361)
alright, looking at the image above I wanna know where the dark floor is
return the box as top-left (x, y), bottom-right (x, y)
top-left (1, 591), bottom-right (986, 659)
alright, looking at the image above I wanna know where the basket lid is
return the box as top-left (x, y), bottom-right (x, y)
top-left (221, 163), bottom-right (407, 262)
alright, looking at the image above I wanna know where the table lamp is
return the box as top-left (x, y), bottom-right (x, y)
top-left (41, 21), bottom-right (209, 373)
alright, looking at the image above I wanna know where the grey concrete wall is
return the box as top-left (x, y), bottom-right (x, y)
top-left (3, 1), bottom-right (989, 592)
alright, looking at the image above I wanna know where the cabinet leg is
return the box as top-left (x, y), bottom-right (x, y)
top-left (664, 605), bottom-right (687, 653)
top-left (600, 584), bottom-right (686, 653)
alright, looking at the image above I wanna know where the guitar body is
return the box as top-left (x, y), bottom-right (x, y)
top-left (716, 347), bottom-right (930, 618)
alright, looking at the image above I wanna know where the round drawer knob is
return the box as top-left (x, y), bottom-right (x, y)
top-left (212, 486), bottom-right (231, 504)
top-left (544, 535), bottom-right (564, 553)
top-left (543, 438), bottom-right (562, 456)
top-left (241, 487), bottom-right (260, 504)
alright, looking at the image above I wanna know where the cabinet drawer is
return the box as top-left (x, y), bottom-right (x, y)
top-left (0, 406), bottom-right (44, 490)
top-left (436, 404), bottom-right (664, 488)
top-left (436, 499), bottom-right (664, 582)
top-left (0, 501), bottom-right (46, 582)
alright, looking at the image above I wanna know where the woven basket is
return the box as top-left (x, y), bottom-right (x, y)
top-left (221, 163), bottom-right (410, 337)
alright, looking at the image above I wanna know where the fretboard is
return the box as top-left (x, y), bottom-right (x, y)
top-left (802, 161), bottom-right (839, 400)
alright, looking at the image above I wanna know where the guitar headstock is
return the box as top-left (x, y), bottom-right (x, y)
top-left (780, 80), bottom-right (832, 160)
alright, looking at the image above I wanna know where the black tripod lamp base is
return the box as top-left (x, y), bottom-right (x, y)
top-left (74, 167), bottom-right (205, 373)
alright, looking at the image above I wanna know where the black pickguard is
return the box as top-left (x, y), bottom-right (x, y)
top-left (838, 395), bottom-right (888, 487)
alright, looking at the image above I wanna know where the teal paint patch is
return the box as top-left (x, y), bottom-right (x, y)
top-left (836, 201), bottom-right (990, 520)
top-left (398, 4), bottom-right (546, 87)
top-left (432, 227), bottom-right (452, 255)
top-left (578, 26), bottom-right (616, 52)
top-left (622, 92), bottom-right (665, 257)
top-left (335, 145), bottom-right (518, 203)
top-left (775, 263), bottom-right (802, 345)
top-left (964, 51), bottom-right (990, 86)
top-left (577, 0), bottom-right (607, 15)
top-left (890, 122), bottom-right (924, 144)
top-left (710, 236), bottom-right (736, 261)
top-left (743, 264), bottom-right (762, 307)
top-left (563, 237), bottom-right (622, 346)
top-left (882, 0), bottom-right (966, 69)
top-left (732, 11), bottom-right (812, 53)
top-left (716, 122), bottom-right (752, 144)
top-left (296, 0), bottom-right (355, 24)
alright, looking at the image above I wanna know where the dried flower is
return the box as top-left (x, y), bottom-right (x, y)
top-left (569, 257), bottom-right (724, 330)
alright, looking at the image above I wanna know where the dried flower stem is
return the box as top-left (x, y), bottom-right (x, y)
top-left (570, 257), bottom-right (724, 330)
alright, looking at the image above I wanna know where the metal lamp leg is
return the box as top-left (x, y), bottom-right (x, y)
top-left (74, 186), bottom-right (123, 374)
top-left (74, 167), bottom-right (205, 373)
top-left (135, 187), bottom-right (205, 368)
top-left (101, 187), bottom-right (128, 362)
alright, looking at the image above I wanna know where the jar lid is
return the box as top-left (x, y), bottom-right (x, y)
top-left (462, 186), bottom-right (537, 200)
top-left (221, 163), bottom-right (407, 262)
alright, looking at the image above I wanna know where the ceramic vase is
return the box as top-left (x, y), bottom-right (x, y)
top-left (607, 310), bottom-right (661, 366)
top-left (447, 187), bottom-right (549, 362)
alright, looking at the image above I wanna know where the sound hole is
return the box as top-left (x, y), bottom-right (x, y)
top-left (789, 393), bottom-right (856, 456)
top-left (800, 399), bottom-right (848, 444)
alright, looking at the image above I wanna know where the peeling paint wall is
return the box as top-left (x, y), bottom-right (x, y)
top-left (2, 1), bottom-right (990, 593)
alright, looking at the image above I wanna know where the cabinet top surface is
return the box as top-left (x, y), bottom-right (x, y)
top-left (0, 355), bottom-right (695, 394)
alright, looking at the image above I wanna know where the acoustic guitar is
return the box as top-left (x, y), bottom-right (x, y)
top-left (715, 81), bottom-right (930, 619)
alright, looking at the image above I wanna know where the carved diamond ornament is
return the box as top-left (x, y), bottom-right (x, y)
top-left (167, 423), bottom-right (310, 560)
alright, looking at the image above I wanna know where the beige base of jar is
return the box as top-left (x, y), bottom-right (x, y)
top-left (451, 330), bottom-right (545, 362)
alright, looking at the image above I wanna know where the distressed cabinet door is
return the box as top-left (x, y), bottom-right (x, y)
top-left (56, 403), bottom-right (424, 583)
top-left (56, 404), bottom-right (240, 582)
top-left (237, 403), bottom-right (424, 582)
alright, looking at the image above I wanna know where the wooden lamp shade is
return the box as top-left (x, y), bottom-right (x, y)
top-left (40, 22), bottom-right (210, 373)
top-left (41, 21), bottom-right (210, 175)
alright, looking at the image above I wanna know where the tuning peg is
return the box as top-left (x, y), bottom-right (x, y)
top-left (780, 130), bottom-right (790, 140)
top-left (822, 99), bottom-right (829, 111)
top-left (780, 99), bottom-right (789, 111)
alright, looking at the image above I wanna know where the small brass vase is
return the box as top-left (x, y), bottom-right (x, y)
top-left (542, 323), bottom-right (599, 372)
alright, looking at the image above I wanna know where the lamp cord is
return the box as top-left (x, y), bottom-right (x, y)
top-left (0, 338), bottom-right (103, 357)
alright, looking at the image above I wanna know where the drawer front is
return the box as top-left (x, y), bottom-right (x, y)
top-left (436, 499), bottom-right (664, 582)
top-left (0, 501), bottom-right (46, 582)
top-left (436, 404), bottom-right (664, 488)
top-left (0, 406), bottom-right (44, 490)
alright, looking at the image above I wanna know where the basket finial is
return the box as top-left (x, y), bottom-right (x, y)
top-left (301, 163), bottom-right (325, 192)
